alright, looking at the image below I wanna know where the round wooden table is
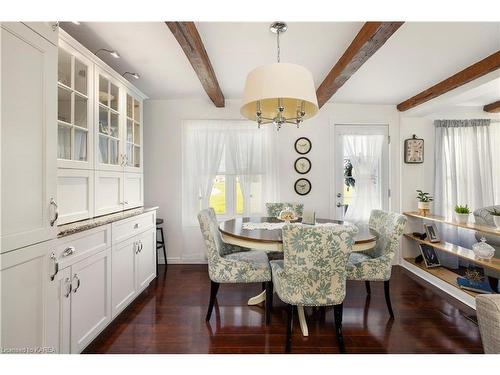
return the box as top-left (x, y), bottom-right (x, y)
top-left (218, 217), bottom-right (379, 337)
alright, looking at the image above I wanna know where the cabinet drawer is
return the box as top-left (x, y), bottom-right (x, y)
top-left (55, 225), bottom-right (110, 269)
top-left (112, 211), bottom-right (155, 244)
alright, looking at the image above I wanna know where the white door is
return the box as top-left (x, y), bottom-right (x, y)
top-left (70, 248), bottom-right (111, 353)
top-left (1, 22), bottom-right (58, 252)
top-left (111, 237), bottom-right (137, 318)
top-left (95, 170), bottom-right (124, 216)
top-left (123, 172), bottom-right (144, 209)
top-left (0, 241), bottom-right (51, 351)
top-left (333, 125), bottom-right (390, 222)
top-left (135, 229), bottom-right (156, 292)
top-left (45, 267), bottom-right (71, 354)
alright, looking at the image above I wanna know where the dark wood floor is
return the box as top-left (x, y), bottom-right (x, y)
top-left (84, 265), bottom-right (483, 354)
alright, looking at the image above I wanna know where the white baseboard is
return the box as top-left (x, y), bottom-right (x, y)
top-left (157, 257), bottom-right (208, 265)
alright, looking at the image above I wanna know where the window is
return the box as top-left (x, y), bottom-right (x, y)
top-left (182, 120), bottom-right (278, 226)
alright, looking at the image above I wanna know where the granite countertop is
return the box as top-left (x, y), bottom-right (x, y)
top-left (57, 206), bottom-right (159, 238)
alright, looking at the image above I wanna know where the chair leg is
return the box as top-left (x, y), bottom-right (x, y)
top-left (265, 281), bottom-right (273, 325)
top-left (384, 280), bottom-right (394, 318)
top-left (205, 281), bottom-right (220, 322)
top-left (333, 303), bottom-right (346, 353)
top-left (159, 227), bottom-right (167, 269)
top-left (365, 281), bottom-right (371, 295)
top-left (285, 304), bottom-right (294, 353)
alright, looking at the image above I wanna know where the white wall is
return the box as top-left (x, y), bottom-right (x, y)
top-left (144, 98), bottom-right (401, 263)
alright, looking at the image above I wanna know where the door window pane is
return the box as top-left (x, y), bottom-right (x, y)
top-left (110, 139), bottom-right (119, 165)
top-left (99, 107), bottom-right (108, 134)
top-left (58, 87), bottom-right (71, 123)
top-left (74, 94), bottom-right (87, 128)
top-left (58, 48), bottom-right (72, 87)
top-left (133, 99), bottom-right (140, 122)
top-left (134, 146), bottom-right (140, 167)
top-left (74, 129), bottom-right (87, 161)
top-left (58, 125), bottom-right (71, 159)
top-left (127, 94), bottom-right (133, 118)
top-left (110, 113), bottom-right (119, 138)
top-left (134, 123), bottom-right (140, 145)
top-left (99, 75), bottom-right (109, 106)
top-left (74, 58), bottom-right (87, 95)
top-left (127, 120), bottom-right (133, 142)
top-left (209, 176), bottom-right (226, 214)
top-left (110, 83), bottom-right (119, 111)
top-left (236, 178), bottom-right (244, 215)
top-left (98, 135), bottom-right (108, 163)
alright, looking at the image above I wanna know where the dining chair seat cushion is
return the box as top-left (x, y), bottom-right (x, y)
top-left (270, 224), bottom-right (357, 306)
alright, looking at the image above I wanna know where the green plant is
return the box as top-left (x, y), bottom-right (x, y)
top-left (416, 190), bottom-right (433, 202)
top-left (489, 208), bottom-right (500, 217)
top-left (455, 205), bottom-right (470, 214)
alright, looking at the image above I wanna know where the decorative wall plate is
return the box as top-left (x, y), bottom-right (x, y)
top-left (294, 157), bottom-right (311, 174)
top-left (294, 137), bottom-right (312, 154)
top-left (294, 178), bottom-right (311, 195)
top-left (404, 134), bottom-right (424, 163)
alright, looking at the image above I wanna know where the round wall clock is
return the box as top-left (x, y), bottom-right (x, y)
top-left (404, 134), bottom-right (424, 164)
top-left (294, 157), bottom-right (311, 174)
top-left (294, 178), bottom-right (312, 195)
top-left (294, 137), bottom-right (312, 154)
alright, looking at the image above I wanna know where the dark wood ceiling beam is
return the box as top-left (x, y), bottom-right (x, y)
top-left (316, 22), bottom-right (404, 108)
top-left (398, 51), bottom-right (500, 112)
top-left (165, 21), bottom-right (225, 107)
top-left (483, 100), bottom-right (500, 113)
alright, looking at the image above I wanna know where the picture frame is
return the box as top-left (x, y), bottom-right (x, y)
top-left (294, 178), bottom-right (311, 195)
top-left (404, 134), bottom-right (424, 164)
top-left (419, 243), bottom-right (441, 268)
top-left (423, 223), bottom-right (440, 243)
top-left (294, 157), bottom-right (311, 174)
top-left (294, 137), bottom-right (312, 155)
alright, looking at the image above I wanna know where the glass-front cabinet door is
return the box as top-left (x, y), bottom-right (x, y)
top-left (57, 43), bottom-right (93, 169)
top-left (125, 92), bottom-right (142, 172)
top-left (96, 68), bottom-right (122, 171)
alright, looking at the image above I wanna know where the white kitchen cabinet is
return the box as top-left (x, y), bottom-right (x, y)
top-left (46, 267), bottom-right (72, 354)
top-left (95, 170), bottom-right (124, 216)
top-left (111, 237), bottom-right (137, 317)
top-left (136, 228), bottom-right (156, 293)
top-left (70, 248), bottom-right (112, 353)
top-left (57, 168), bottom-right (94, 224)
top-left (0, 240), bottom-right (53, 352)
top-left (1, 22), bottom-right (58, 252)
top-left (124, 172), bottom-right (144, 209)
top-left (124, 90), bottom-right (143, 173)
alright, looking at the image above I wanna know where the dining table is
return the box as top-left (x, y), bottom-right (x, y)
top-left (219, 216), bottom-right (379, 337)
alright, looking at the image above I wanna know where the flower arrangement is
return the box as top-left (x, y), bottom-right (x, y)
top-left (416, 190), bottom-right (433, 202)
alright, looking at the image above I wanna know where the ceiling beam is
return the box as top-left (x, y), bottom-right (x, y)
top-left (165, 22), bottom-right (225, 107)
top-left (398, 51), bottom-right (500, 112)
top-left (483, 100), bottom-right (500, 113)
top-left (316, 22), bottom-right (404, 108)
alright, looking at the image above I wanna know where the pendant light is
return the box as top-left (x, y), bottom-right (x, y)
top-left (241, 22), bottom-right (319, 130)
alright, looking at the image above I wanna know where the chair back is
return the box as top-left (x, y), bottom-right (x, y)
top-left (368, 210), bottom-right (407, 260)
top-left (198, 208), bottom-right (232, 265)
top-left (281, 224), bottom-right (358, 305)
top-left (266, 203), bottom-right (304, 218)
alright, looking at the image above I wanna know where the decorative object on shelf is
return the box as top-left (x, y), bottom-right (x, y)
top-left (423, 223), bottom-right (440, 243)
top-left (404, 134), bottom-right (424, 163)
top-left (294, 157), bottom-right (311, 174)
top-left (416, 190), bottom-right (433, 216)
top-left (412, 231), bottom-right (427, 240)
top-left (419, 243), bottom-right (441, 268)
top-left (302, 210), bottom-right (316, 225)
top-left (489, 208), bottom-right (500, 228)
top-left (294, 178), bottom-right (311, 196)
top-left (277, 207), bottom-right (298, 223)
top-left (454, 204), bottom-right (470, 224)
top-left (457, 271), bottom-right (494, 294)
top-left (240, 22), bottom-right (318, 130)
top-left (294, 137), bottom-right (312, 155)
top-left (472, 237), bottom-right (495, 260)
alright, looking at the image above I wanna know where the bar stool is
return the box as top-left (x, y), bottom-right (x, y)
top-left (156, 218), bottom-right (167, 270)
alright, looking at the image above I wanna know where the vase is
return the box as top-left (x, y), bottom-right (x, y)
top-left (454, 212), bottom-right (469, 225)
top-left (494, 216), bottom-right (500, 229)
top-left (417, 201), bottom-right (431, 216)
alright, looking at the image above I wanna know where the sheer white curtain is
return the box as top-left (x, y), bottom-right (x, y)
top-left (343, 134), bottom-right (385, 223)
top-left (182, 120), bottom-right (226, 226)
top-left (434, 119), bottom-right (496, 216)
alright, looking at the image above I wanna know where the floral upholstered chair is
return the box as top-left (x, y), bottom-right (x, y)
top-left (347, 210), bottom-right (407, 318)
top-left (269, 224), bottom-right (358, 353)
top-left (265, 203), bottom-right (304, 218)
top-left (198, 208), bottom-right (272, 321)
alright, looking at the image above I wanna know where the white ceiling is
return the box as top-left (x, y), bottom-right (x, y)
top-left (61, 21), bottom-right (500, 105)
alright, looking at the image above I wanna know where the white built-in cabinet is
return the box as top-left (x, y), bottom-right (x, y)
top-left (1, 22), bottom-right (58, 252)
top-left (57, 31), bottom-right (146, 224)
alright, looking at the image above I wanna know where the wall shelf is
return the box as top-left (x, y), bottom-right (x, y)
top-left (403, 258), bottom-right (479, 298)
top-left (403, 211), bottom-right (500, 236)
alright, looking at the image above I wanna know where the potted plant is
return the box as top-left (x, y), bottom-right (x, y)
top-left (454, 204), bottom-right (470, 224)
top-left (489, 208), bottom-right (500, 229)
top-left (416, 190), bottom-right (433, 216)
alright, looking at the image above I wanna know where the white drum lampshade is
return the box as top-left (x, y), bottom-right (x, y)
top-left (240, 63), bottom-right (319, 123)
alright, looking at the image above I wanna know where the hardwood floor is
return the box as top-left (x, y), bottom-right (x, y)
top-left (84, 265), bottom-right (483, 354)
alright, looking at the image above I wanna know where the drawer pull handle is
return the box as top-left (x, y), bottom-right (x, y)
top-left (62, 246), bottom-right (75, 257)
top-left (72, 274), bottom-right (81, 293)
top-left (64, 277), bottom-right (72, 298)
top-left (49, 198), bottom-right (59, 227)
top-left (50, 253), bottom-right (59, 281)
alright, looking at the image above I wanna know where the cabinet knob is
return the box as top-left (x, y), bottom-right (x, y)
top-left (62, 246), bottom-right (75, 257)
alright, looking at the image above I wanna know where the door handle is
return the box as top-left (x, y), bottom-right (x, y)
top-left (336, 202), bottom-right (346, 208)
top-left (49, 198), bottom-right (59, 226)
top-left (64, 277), bottom-right (72, 298)
top-left (72, 274), bottom-right (81, 293)
top-left (50, 253), bottom-right (59, 281)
